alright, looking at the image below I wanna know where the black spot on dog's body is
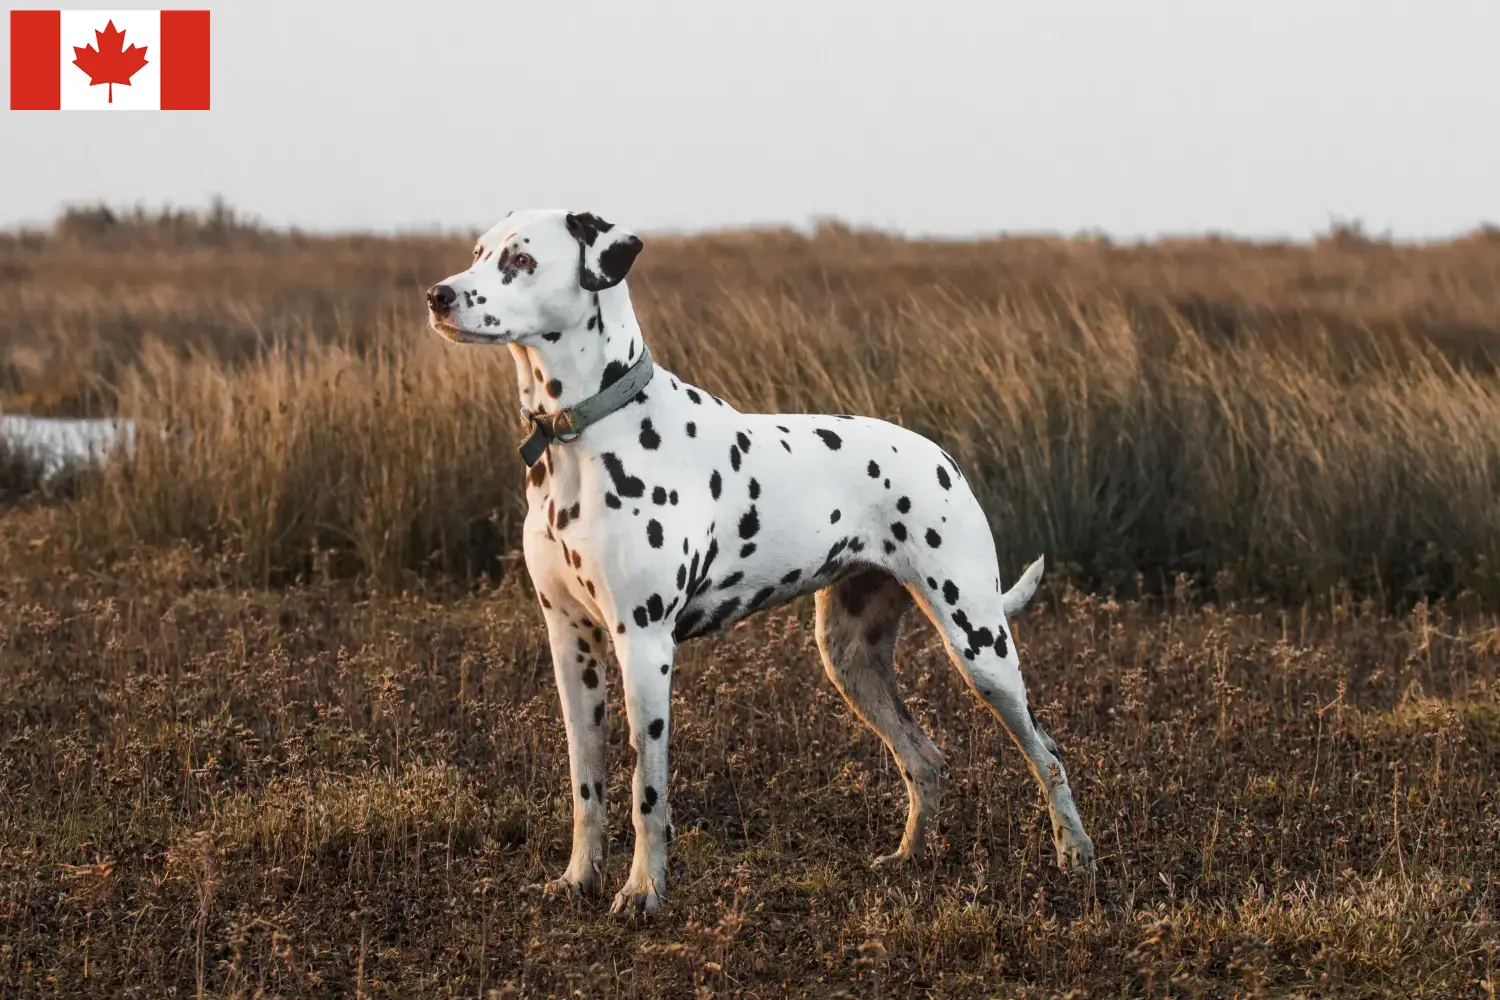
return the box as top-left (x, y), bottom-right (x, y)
top-left (708, 597), bottom-right (741, 631)
top-left (709, 470), bottom-right (722, 499)
top-left (605, 492), bottom-right (621, 509)
top-left (925, 529), bottom-right (942, 548)
top-left (686, 421), bottom-right (697, 437)
top-left (593, 703), bottom-right (606, 726)
top-left (736, 431), bottom-right (751, 452)
top-left (867, 461), bottom-right (881, 478)
top-left (673, 610), bottom-right (703, 641)
top-left (639, 419), bottom-right (661, 450)
top-left (543, 330), bottom-right (562, 343)
top-left (669, 490), bottom-right (678, 504)
top-left (529, 462), bottom-right (547, 488)
top-left (739, 506), bottom-right (760, 539)
top-left (647, 520), bottom-right (664, 548)
top-left (676, 564), bottom-right (687, 589)
top-left (829, 509), bottom-right (841, 523)
top-left (601, 453), bottom-right (645, 498)
top-left (942, 580), bottom-right (959, 605)
top-left (883, 540), bottom-right (896, 554)
top-left (729, 445), bottom-right (741, 471)
top-left (936, 465), bottom-right (952, 490)
top-left (582, 666), bottom-right (599, 688)
top-left (599, 360), bottom-right (629, 393)
top-left (890, 522), bottom-right (907, 541)
top-left (951, 609), bottom-right (995, 661)
top-left (647, 593), bottom-right (664, 621)
top-left (642, 785), bottom-right (658, 812)
top-left (660, 663), bottom-right (671, 675)
top-left (547, 378), bottom-right (563, 398)
top-left (739, 543), bottom-right (756, 559)
top-left (594, 780), bottom-right (604, 800)
top-left (781, 568), bottom-right (802, 584)
top-left (815, 537), bottom-right (852, 578)
top-left (748, 478), bottom-right (760, 500)
top-left (747, 585), bottom-right (776, 611)
top-left (652, 486), bottom-right (667, 505)
top-left (896, 496), bottom-right (911, 514)
top-left (633, 606), bottom-right (649, 628)
top-left (717, 571), bottom-right (744, 590)
top-left (815, 429), bottom-right (843, 450)
top-left (781, 440), bottom-right (792, 452)
top-left (686, 389), bottom-right (702, 404)
top-left (648, 719), bottom-right (664, 739)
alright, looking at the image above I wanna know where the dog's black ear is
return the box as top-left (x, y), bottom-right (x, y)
top-left (565, 212), bottom-right (643, 292)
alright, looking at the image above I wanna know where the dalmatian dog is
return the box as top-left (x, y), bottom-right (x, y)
top-left (426, 210), bottom-right (1095, 915)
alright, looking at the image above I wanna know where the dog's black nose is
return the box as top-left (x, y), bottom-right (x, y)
top-left (427, 283), bottom-right (457, 315)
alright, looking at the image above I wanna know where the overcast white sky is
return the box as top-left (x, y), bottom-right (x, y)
top-left (3, 0), bottom-right (1498, 239)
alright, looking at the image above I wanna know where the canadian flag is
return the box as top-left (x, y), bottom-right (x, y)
top-left (10, 9), bottom-right (209, 110)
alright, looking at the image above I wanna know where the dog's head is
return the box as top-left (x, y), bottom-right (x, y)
top-left (426, 209), bottom-right (643, 345)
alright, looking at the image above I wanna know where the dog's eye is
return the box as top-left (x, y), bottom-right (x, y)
top-left (472, 246), bottom-right (482, 261)
top-left (513, 252), bottom-right (536, 271)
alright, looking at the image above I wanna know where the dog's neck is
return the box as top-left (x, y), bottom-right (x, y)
top-left (507, 284), bottom-right (646, 419)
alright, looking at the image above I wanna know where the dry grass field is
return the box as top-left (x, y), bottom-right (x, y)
top-left (2, 206), bottom-right (1499, 997)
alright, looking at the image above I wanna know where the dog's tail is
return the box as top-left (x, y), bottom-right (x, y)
top-left (1000, 555), bottom-right (1045, 616)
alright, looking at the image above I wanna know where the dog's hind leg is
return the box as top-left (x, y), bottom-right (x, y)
top-left (815, 569), bottom-right (942, 867)
top-left (913, 558), bottom-right (1095, 872)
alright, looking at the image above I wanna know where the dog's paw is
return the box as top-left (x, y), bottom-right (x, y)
top-left (609, 871), bottom-right (665, 917)
top-left (543, 857), bottom-right (605, 899)
top-left (871, 845), bottom-right (923, 870)
top-left (1054, 828), bottom-right (1095, 874)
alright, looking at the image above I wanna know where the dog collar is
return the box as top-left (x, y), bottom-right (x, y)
top-left (518, 344), bottom-right (655, 467)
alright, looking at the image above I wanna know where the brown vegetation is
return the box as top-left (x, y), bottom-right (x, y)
top-left (1, 207), bottom-right (1499, 995)
top-left (6, 207), bottom-right (1500, 602)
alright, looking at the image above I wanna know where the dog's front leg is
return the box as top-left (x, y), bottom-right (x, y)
top-left (538, 601), bottom-right (610, 898)
top-left (608, 627), bottom-right (676, 916)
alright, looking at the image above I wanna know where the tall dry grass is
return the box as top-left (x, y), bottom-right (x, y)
top-left (4, 209), bottom-right (1500, 602)
top-left (73, 269), bottom-right (1500, 605)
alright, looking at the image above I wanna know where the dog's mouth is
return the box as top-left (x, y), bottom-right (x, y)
top-left (428, 315), bottom-right (507, 345)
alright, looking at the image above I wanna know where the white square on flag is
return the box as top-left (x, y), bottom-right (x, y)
top-left (61, 10), bottom-right (160, 110)
top-left (10, 9), bottom-right (210, 110)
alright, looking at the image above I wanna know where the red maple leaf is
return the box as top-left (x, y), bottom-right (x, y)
top-left (72, 21), bottom-right (149, 104)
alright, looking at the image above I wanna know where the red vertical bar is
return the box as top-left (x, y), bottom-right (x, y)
top-left (159, 9), bottom-right (210, 110)
top-left (10, 10), bottom-right (62, 110)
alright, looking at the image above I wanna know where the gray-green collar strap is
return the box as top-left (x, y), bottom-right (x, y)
top-left (518, 343), bottom-right (655, 468)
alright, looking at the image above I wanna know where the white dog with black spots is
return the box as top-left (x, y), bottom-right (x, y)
top-left (426, 210), bottom-right (1095, 915)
